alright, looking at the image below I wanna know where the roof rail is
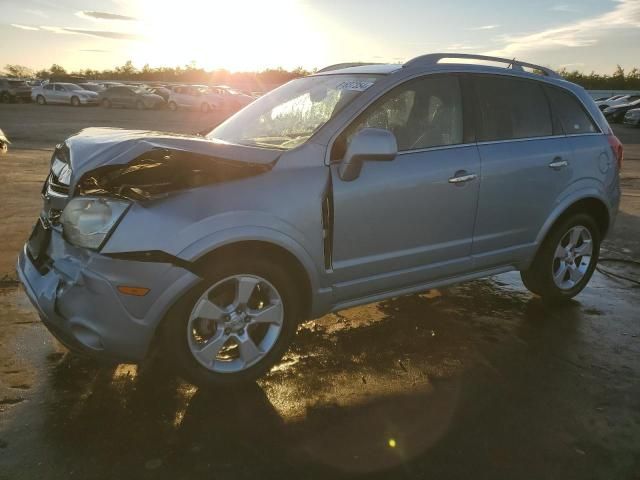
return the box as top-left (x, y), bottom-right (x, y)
top-left (404, 53), bottom-right (561, 78)
top-left (316, 62), bottom-right (380, 73)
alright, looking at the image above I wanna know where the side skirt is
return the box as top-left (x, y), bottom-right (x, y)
top-left (330, 265), bottom-right (514, 313)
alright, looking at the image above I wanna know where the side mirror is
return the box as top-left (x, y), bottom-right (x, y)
top-left (338, 128), bottom-right (397, 182)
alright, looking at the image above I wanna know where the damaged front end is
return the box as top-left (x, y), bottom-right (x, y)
top-left (76, 148), bottom-right (272, 202)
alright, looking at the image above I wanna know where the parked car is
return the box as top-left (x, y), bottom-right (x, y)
top-left (0, 78), bottom-right (32, 103)
top-left (603, 99), bottom-right (640, 123)
top-left (17, 53), bottom-right (621, 387)
top-left (623, 108), bottom-right (640, 126)
top-left (147, 86), bottom-right (171, 101)
top-left (0, 128), bottom-right (9, 153)
top-left (77, 82), bottom-right (105, 93)
top-left (211, 85), bottom-right (255, 109)
top-left (99, 86), bottom-right (165, 109)
top-left (596, 94), bottom-right (640, 111)
top-left (32, 82), bottom-right (99, 106)
top-left (167, 85), bottom-right (221, 112)
top-left (98, 82), bottom-right (125, 90)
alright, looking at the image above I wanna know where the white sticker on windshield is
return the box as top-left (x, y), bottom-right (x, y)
top-left (336, 80), bottom-right (375, 92)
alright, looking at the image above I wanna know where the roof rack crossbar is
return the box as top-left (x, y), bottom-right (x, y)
top-left (404, 53), bottom-right (561, 78)
top-left (316, 62), bottom-right (380, 73)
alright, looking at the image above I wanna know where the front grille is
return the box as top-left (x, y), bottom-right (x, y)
top-left (42, 144), bottom-right (71, 198)
top-left (45, 173), bottom-right (70, 197)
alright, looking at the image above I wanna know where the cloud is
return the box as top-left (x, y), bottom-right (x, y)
top-left (76, 11), bottom-right (137, 21)
top-left (24, 8), bottom-right (48, 18)
top-left (11, 23), bottom-right (40, 31)
top-left (550, 4), bottom-right (574, 12)
top-left (447, 43), bottom-right (480, 51)
top-left (487, 0), bottom-right (640, 57)
top-left (79, 49), bottom-right (109, 53)
top-left (469, 25), bottom-right (500, 30)
top-left (40, 25), bottom-right (142, 40)
top-left (65, 28), bottom-right (141, 40)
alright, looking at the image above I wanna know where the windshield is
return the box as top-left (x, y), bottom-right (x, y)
top-left (207, 74), bottom-right (381, 150)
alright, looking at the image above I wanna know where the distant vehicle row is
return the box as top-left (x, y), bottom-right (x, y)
top-left (1, 78), bottom-right (256, 111)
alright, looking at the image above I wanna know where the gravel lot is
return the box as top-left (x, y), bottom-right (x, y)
top-left (0, 103), bottom-right (639, 480)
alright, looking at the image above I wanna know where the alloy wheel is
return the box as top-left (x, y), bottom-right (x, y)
top-left (187, 274), bottom-right (284, 373)
top-left (551, 225), bottom-right (593, 290)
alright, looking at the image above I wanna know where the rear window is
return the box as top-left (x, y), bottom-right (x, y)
top-left (8, 80), bottom-right (27, 86)
top-left (475, 75), bottom-right (552, 141)
top-left (545, 87), bottom-right (598, 135)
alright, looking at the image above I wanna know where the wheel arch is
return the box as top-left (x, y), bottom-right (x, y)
top-left (532, 195), bottom-right (610, 265)
top-left (192, 240), bottom-right (314, 319)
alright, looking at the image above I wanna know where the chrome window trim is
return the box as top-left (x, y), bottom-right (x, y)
top-left (396, 142), bottom-right (475, 156)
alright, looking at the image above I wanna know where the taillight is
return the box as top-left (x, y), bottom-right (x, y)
top-left (607, 133), bottom-right (623, 170)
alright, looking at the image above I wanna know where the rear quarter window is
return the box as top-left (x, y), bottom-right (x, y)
top-left (544, 86), bottom-right (598, 135)
top-left (474, 75), bottom-right (552, 141)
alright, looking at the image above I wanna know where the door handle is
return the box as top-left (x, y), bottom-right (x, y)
top-left (548, 158), bottom-right (568, 170)
top-left (448, 172), bottom-right (477, 184)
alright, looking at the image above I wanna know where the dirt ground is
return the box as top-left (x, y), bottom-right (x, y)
top-left (0, 103), bottom-right (639, 480)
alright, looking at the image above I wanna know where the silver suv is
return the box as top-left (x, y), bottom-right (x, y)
top-left (18, 54), bottom-right (622, 386)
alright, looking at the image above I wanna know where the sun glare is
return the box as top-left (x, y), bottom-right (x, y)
top-left (131, 0), bottom-right (326, 71)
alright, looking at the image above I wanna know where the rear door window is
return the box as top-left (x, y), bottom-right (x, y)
top-left (474, 75), bottom-right (552, 141)
top-left (544, 86), bottom-right (598, 135)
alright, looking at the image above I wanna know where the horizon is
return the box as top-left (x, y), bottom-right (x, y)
top-left (2, 0), bottom-right (639, 75)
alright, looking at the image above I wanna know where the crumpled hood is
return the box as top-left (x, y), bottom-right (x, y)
top-left (64, 127), bottom-right (281, 185)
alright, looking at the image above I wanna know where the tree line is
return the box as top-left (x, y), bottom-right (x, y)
top-left (3, 61), bottom-right (640, 91)
top-left (2, 61), bottom-right (312, 91)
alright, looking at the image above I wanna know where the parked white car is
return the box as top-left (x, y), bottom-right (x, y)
top-left (32, 82), bottom-right (99, 106)
top-left (596, 94), bottom-right (640, 111)
top-left (167, 85), bottom-right (221, 112)
top-left (211, 85), bottom-right (255, 109)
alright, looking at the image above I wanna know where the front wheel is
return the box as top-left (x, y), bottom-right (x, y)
top-left (161, 255), bottom-right (302, 387)
top-left (70, 96), bottom-right (80, 107)
top-left (521, 213), bottom-right (600, 301)
top-left (36, 95), bottom-right (46, 105)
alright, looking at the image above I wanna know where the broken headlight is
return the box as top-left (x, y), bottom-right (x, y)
top-left (61, 197), bottom-right (130, 250)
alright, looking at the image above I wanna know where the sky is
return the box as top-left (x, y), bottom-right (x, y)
top-left (1, 0), bottom-right (639, 74)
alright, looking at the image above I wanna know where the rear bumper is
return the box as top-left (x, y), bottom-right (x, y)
top-left (16, 231), bottom-right (200, 363)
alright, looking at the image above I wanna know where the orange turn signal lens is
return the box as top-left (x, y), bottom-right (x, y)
top-left (117, 286), bottom-right (150, 297)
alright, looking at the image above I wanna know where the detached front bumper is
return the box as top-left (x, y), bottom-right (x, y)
top-left (16, 230), bottom-right (200, 363)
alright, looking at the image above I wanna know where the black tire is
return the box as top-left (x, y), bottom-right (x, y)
top-left (36, 95), bottom-right (46, 105)
top-left (102, 98), bottom-right (111, 108)
top-left (520, 213), bottom-right (600, 302)
top-left (161, 255), bottom-right (302, 387)
top-left (71, 96), bottom-right (80, 107)
top-left (168, 101), bottom-right (177, 111)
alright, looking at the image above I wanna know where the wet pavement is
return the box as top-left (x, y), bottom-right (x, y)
top-left (1, 268), bottom-right (639, 479)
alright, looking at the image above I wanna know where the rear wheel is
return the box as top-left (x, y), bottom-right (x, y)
top-left (36, 95), bottom-right (46, 105)
top-left (161, 255), bottom-right (301, 387)
top-left (168, 101), bottom-right (177, 111)
top-left (521, 213), bottom-right (600, 301)
top-left (70, 96), bottom-right (80, 107)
